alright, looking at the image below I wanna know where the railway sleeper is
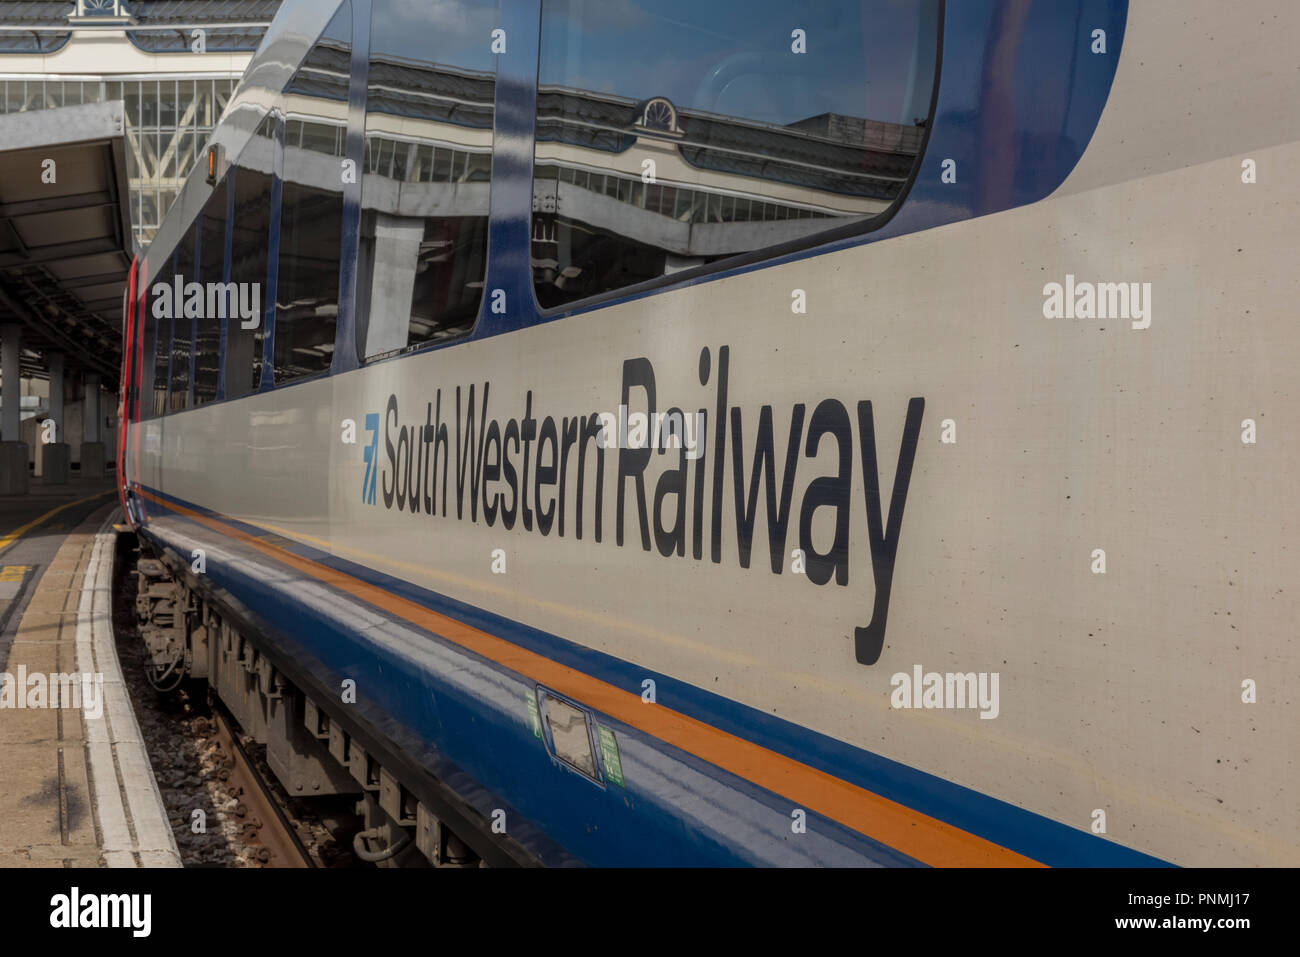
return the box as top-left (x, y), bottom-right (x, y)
top-left (133, 556), bottom-right (484, 868)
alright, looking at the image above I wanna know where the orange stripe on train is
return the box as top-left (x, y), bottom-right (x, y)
top-left (139, 488), bottom-right (1042, 867)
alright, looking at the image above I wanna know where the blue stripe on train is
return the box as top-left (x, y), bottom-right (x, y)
top-left (136, 483), bottom-right (1171, 867)
top-left (137, 496), bottom-right (922, 867)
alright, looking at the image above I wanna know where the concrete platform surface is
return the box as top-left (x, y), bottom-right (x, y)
top-left (0, 484), bottom-right (181, 868)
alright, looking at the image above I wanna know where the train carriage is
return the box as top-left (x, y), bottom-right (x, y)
top-left (116, 0), bottom-right (1300, 866)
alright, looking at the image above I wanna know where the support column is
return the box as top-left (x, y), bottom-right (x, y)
top-left (81, 371), bottom-right (105, 479)
top-left (0, 325), bottom-right (27, 494)
top-left (39, 351), bottom-right (70, 484)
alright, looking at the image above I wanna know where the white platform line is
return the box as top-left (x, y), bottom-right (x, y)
top-left (77, 515), bottom-right (182, 868)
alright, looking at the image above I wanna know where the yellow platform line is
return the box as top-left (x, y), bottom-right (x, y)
top-left (0, 489), bottom-right (115, 557)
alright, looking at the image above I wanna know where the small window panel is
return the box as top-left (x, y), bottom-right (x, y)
top-left (538, 689), bottom-right (602, 783)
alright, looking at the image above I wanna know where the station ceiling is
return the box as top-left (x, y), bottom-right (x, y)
top-left (0, 100), bottom-right (133, 388)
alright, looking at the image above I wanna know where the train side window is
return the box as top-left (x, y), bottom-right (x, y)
top-left (274, 1), bottom-right (351, 383)
top-left (194, 177), bottom-right (227, 406)
top-left (227, 113), bottom-right (276, 399)
top-left (169, 227), bottom-right (196, 412)
top-left (354, 0), bottom-right (495, 360)
top-left (139, 289), bottom-right (157, 420)
top-left (531, 0), bottom-right (940, 309)
top-left (152, 274), bottom-right (168, 416)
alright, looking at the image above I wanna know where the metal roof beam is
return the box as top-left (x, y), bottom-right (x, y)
top-left (0, 237), bottom-right (120, 269)
top-left (74, 296), bottom-right (122, 310)
top-left (55, 270), bottom-right (127, 290)
top-left (0, 190), bottom-right (116, 219)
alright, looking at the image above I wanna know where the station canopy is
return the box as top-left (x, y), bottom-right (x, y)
top-left (0, 100), bottom-right (133, 387)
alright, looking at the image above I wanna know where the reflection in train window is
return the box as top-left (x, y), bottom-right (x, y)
top-left (274, 1), bottom-right (351, 382)
top-left (227, 113), bottom-right (275, 399)
top-left (194, 176), bottom-right (227, 406)
top-left (532, 0), bottom-right (940, 308)
top-left (169, 226), bottom-right (195, 411)
top-left (354, 0), bottom-right (495, 360)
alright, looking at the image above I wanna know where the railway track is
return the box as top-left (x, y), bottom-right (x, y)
top-left (114, 536), bottom-right (357, 867)
top-left (210, 704), bottom-right (316, 869)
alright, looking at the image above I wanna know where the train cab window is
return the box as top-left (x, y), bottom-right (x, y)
top-left (227, 113), bottom-right (276, 399)
top-left (195, 177), bottom-right (228, 405)
top-left (532, 0), bottom-right (940, 308)
top-left (274, 2), bottom-right (351, 382)
top-left (354, 0), bottom-right (495, 359)
top-left (169, 226), bottom-right (196, 411)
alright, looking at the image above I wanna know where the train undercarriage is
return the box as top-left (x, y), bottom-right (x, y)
top-left (129, 540), bottom-right (494, 868)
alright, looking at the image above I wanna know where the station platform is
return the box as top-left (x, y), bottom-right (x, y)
top-left (0, 478), bottom-right (180, 868)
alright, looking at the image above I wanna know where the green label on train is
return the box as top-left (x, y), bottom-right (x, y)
top-left (598, 726), bottom-right (624, 788)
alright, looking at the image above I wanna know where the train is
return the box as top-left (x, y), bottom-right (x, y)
top-left (114, 0), bottom-right (1300, 866)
